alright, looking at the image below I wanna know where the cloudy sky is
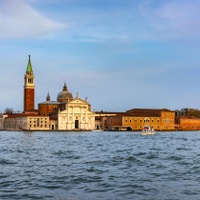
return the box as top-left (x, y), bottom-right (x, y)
top-left (0, 0), bottom-right (200, 112)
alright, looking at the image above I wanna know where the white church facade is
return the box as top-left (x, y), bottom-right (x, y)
top-left (58, 95), bottom-right (95, 131)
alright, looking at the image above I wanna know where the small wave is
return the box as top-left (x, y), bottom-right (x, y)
top-left (168, 155), bottom-right (183, 161)
top-left (133, 152), bottom-right (147, 156)
top-left (146, 154), bottom-right (159, 159)
top-left (124, 156), bottom-right (136, 161)
top-left (0, 159), bottom-right (18, 165)
top-left (86, 167), bottom-right (104, 174)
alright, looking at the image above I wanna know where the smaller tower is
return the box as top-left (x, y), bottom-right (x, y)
top-left (46, 92), bottom-right (50, 101)
top-left (24, 55), bottom-right (35, 112)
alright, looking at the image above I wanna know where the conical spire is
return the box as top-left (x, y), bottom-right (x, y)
top-left (46, 92), bottom-right (50, 101)
top-left (26, 55), bottom-right (33, 73)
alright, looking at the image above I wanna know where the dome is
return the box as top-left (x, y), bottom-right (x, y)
top-left (57, 83), bottom-right (73, 103)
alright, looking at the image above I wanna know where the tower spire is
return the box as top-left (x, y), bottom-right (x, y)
top-left (26, 55), bottom-right (33, 73)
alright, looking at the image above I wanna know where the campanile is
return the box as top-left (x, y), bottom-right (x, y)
top-left (24, 55), bottom-right (35, 112)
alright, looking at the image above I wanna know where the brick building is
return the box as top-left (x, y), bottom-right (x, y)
top-left (96, 108), bottom-right (175, 131)
top-left (175, 116), bottom-right (200, 130)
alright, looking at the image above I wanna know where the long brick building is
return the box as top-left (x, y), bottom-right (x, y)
top-left (95, 108), bottom-right (175, 131)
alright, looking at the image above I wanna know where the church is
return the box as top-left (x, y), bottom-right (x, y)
top-left (1, 56), bottom-right (95, 131)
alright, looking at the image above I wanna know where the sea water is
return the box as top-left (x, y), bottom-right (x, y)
top-left (0, 131), bottom-right (200, 200)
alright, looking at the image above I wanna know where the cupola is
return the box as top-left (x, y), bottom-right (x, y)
top-left (57, 83), bottom-right (73, 103)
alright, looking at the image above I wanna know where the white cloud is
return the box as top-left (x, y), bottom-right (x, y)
top-left (0, 0), bottom-right (65, 39)
top-left (139, 0), bottom-right (200, 39)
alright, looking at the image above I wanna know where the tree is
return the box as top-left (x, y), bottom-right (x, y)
top-left (4, 107), bottom-right (14, 114)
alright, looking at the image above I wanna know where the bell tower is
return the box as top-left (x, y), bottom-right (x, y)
top-left (24, 55), bottom-right (35, 112)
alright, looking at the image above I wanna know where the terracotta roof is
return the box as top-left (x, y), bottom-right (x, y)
top-left (176, 116), bottom-right (200, 120)
top-left (38, 101), bottom-right (60, 105)
top-left (95, 111), bottom-right (125, 114)
top-left (126, 108), bottom-right (172, 113)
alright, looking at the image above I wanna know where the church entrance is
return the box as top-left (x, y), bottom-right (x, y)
top-left (75, 120), bottom-right (79, 129)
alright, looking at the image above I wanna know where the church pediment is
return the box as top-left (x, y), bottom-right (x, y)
top-left (69, 97), bottom-right (88, 105)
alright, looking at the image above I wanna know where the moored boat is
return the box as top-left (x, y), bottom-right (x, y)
top-left (141, 126), bottom-right (155, 135)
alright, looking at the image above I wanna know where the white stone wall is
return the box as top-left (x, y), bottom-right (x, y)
top-left (3, 116), bottom-right (54, 131)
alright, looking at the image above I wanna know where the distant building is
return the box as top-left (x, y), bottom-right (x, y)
top-left (95, 111), bottom-right (125, 130)
top-left (96, 108), bottom-right (175, 131)
top-left (175, 116), bottom-right (200, 130)
top-left (0, 56), bottom-right (95, 131)
top-left (2, 113), bottom-right (54, 131)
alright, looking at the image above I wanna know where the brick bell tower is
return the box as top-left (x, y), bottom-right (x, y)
top-left (24, 55), bottom-right (35, 112)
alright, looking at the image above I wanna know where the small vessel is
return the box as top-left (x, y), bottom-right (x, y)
top-left (141, 126), bottom-right (155, 135)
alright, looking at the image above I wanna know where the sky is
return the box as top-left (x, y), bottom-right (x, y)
top-left (0, 0), bottom-right (200, 113)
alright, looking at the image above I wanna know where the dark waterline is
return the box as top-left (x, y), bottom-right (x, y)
top-left (0, 131), bottom-right (200, 200)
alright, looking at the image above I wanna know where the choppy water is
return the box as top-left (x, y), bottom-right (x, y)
top-left (0, 131), bottom-right (200, 200)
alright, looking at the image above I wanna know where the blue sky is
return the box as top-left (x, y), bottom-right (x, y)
top-left (0, 0), bottom-right (200, 112)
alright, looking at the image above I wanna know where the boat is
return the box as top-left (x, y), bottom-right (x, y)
top-left (141, 126), bottom-right (155, 135)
